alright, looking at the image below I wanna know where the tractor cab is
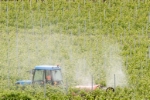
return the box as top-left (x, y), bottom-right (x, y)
top-left (16, 65), bottom-right (63, 86)
top-left (33, 65), bottom-right (63, 85)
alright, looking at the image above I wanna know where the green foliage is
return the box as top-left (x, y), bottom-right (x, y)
top-left (0, 91), bottom-right (32, 100)
top-left (0, 0), bottom-right (150, 99)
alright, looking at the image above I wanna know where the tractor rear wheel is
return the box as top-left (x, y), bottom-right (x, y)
top-left (106, 87), bottom-right (115, 92)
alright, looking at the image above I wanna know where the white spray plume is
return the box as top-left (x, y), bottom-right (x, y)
top-left (74, 58), bottom-right (94, 86)
top-left (102, 36), bottom-right (128, 88)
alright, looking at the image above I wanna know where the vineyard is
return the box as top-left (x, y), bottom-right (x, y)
top-left (0, 0), bottom-right (150, 99)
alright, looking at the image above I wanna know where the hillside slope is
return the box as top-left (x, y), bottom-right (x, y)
top-left (0, 0), bottom-right (150, 99)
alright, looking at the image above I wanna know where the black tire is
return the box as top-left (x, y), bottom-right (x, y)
top-left (106, 87), bottom-right (115, 92)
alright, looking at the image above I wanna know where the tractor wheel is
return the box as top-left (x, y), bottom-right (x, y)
top-left (106, 87), bottom-right (115, 92)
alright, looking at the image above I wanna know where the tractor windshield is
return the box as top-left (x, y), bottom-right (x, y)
top-left (52, 70), bottom-right (62, 81)
top-left (33, 69), bottom-right (63, 85)
top-left (33, 70), bottom-right (44, 83)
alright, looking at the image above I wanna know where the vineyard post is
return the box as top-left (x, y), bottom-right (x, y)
top-left (148, 12), bottom-right (150, 23)
top-left (126, 56), bottom-right (128, 70)
top-left (134, 6), bottom-right (137, 18)
top-left (78, 3), bottom-right (80, 17)
top-left (62, 7), bottom-right (64, 17)
top-left (116, 18), bottom-right (118, 33)
top-left (100, 17), bottom-right (102, 29)
top-left (52, 0), bottom-right (54, 11)
top-left (98, 0), bottom-right (100, 5)
top-left (120, 6), bottom-right (122, 18)
top-left (15, 3), bottom-right (20, 78)
top-left (142, 27), bottom-right (144, 36)
top-left (40, 17), bottom-right (43, 64)
top-left (44, 1), bottom-right (48, 93)
top-left (59, 28), bottom-right (62, 63)
top-left (104, 9), bottom-right (106, 20)
top-left (141, 63), bottom-right (143, 78)
top-left (146, 22), bottom-right (149, 34)
top-left (69, 0), bottom-right (70, 10)
top-left (84, 0), bottom-right (85, 7)
top-left (49, 22), bottom-right (52, 64)
top-left (93, 3), bottom-right (95, 14)
top-left (134, 38), bottom-right (136, 53)
top-left (67, 21), bottom-right (68, 30)
top-left (128, 22), bottom-right (130, 31)
top-left (84, 20), bottom-right (86, 48)
top-left (46, 0), bottom-right (48, 26)
top-left (65, 78), bottom-right (68, 94)
top-left (78, 23), bottom-right (80, 53)
top-left (7, 39), bottom-right (10, 88)
top-left (114, 74), bottom-right (116, 89)
top-left (29, 0), bottom-right (31, 9)
top-left (112, 22), bottom-right (114, 35)
top-left (148, 46), bottom-right (150, 59)
top-left (0, 0), bottom-right (2, 12)
top-left (6, 0), bottom-right (10, 88)
top-left (38, 0), bottom-right (41, 12)
top-left (70, 31), bottom-right (73, 61)
top-left (88, 11), bottom-right (90, 22)
top-left (91, 75), bottom-right (93, 90)
top-left (108, 0), bottom-right (110, 8)
top-left (120, 33), bottom-right (123, 45)
top-left (138, 0), bottom-right (140, 7)
top-left (146, 52), bottom-right (148, 67)
top-left (44, 79), bottom-right (46, 98)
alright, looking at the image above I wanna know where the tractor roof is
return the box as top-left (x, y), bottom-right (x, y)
top-left (34, 65), bottom-right (61, 70)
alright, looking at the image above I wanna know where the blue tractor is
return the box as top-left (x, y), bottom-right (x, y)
top-left (16, 65), bottom-right (114, 92)
top-left (16, 65), bottom-right (63, 86)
